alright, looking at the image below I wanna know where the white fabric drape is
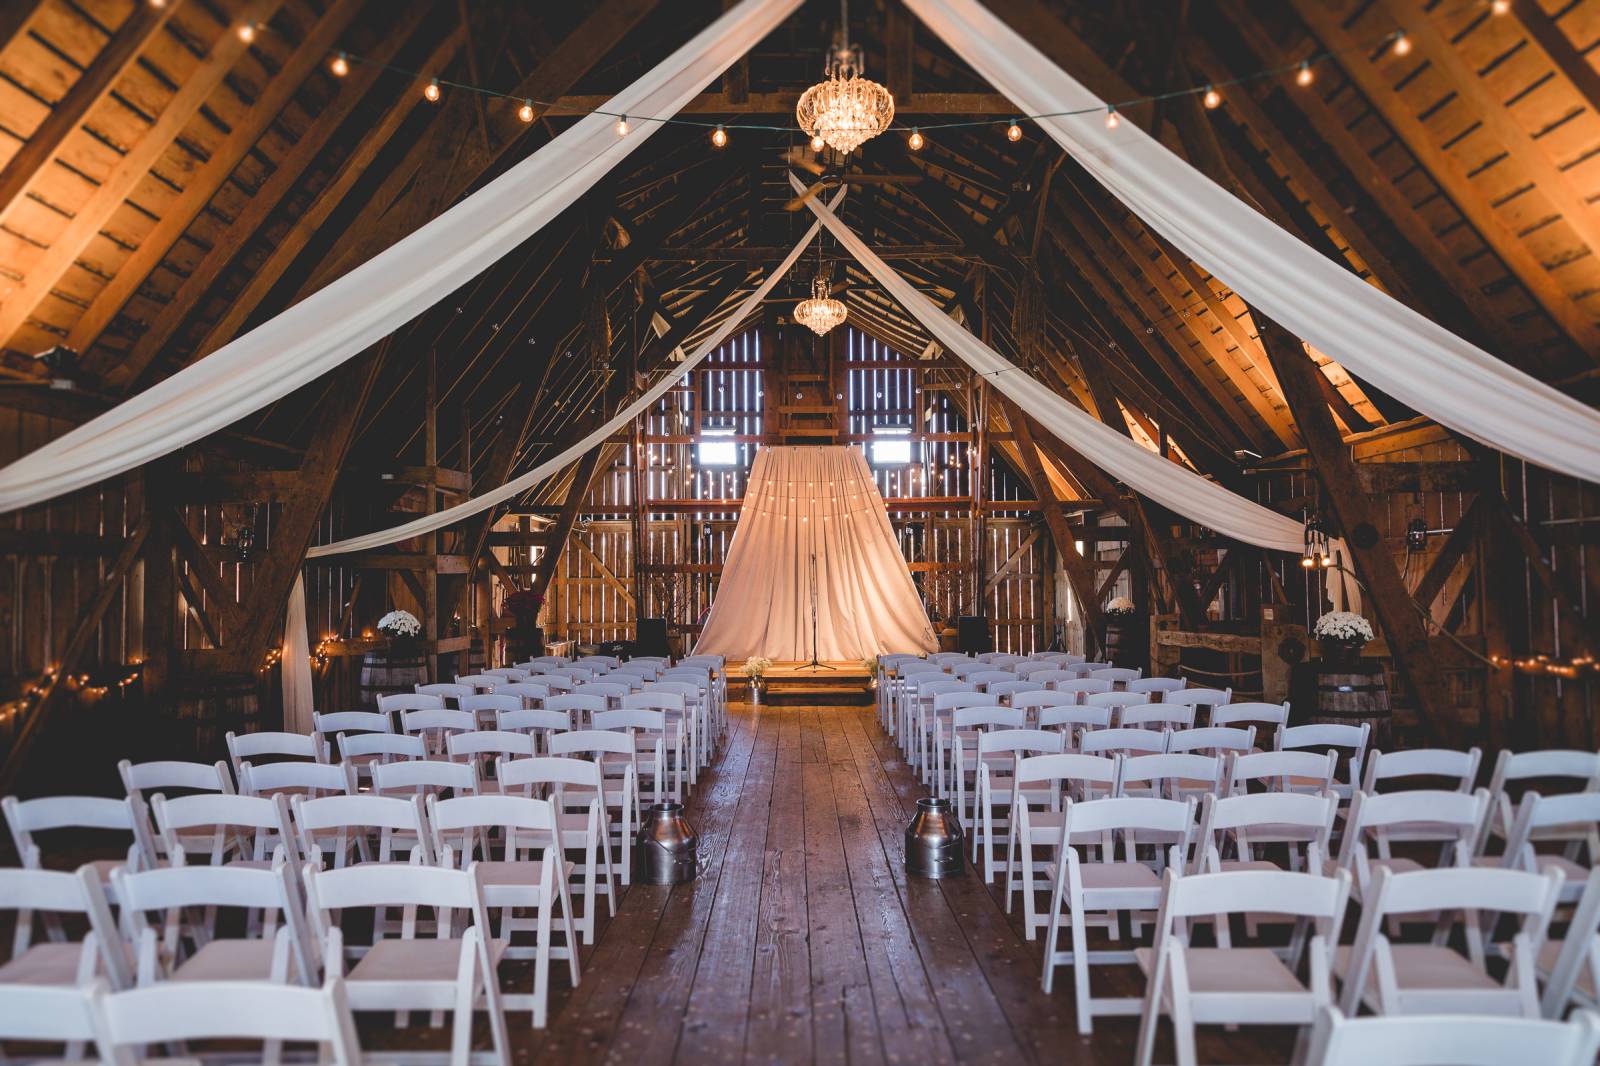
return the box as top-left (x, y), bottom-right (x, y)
top-left (305, 191), bottom-right (840, 557)
top-left (282, 574), bottom-right (315, 734)
top-left (0, 0), bottom-right (801, 514)
top-left (693, 446), bottom-right (937, 660)
top-left (905, 0), bottom-right (1600, 483)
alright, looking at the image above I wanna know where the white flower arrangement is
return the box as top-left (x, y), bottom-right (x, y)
top-left (376, 609), bottom-right (421, 638)
top-left (743, 656), bottom-right (774, 678)
top-left (1105, 596), bottom-right (1137, 617)
top-left (1313, 610), bottom-right (1374, 644)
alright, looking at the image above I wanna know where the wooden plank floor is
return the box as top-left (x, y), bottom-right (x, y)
top-left (519, 703), bottom-right (1295, 1065)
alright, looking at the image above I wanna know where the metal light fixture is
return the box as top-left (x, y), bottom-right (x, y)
top-left (794, 239), bottom-right (846, 335)
top-left (796, 0), bottom-right (893, 154)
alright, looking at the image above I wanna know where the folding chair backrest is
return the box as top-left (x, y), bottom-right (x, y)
top-left (4, 794), bottom-right (150, 871)
top-left (1163, 866), bottom-right (1349, 923)
top-left (239, 760), bottom-right (354, 799)
top-left (595, 708), bottom-right (670, 733)
top-left (1082, 691), bottom-right (1142, 710)
top-left (89, 978), bottom-right (363, 1064)
top-left (579, 655), bottom-right (621, 669)
top-left (226, 731), bottom-right (319, 777)
top-left (1090, 668), bottom-right (1141, 684)
top-left (934, 691), bottom-right (1002, 714)
top-left (986, 680), bottom-right (1035, 701)
top-left (1209, 700), bottom-right (1290, 730)
top-left (1278, 722), bottom-right (1370, 788)
top-left (317, 709), bottom-right (395, 734)
top-left (400, 707), bottom-right (475, 735)
top-left (1120, 753), bottom-right (1222, 793)
top-left (1229, 748), bottom-right (1338, 794)
top-left (414, 683), bottom-right (473, 703)
top-left (1054, 678), bottom-right (1114, 698)
top-left (1016, 752), bottom-right (1121, 791)
top-left (1166, 726), bottom-right (1255, 754)
top-left (370, 758), bottom-right (476, 797)
top-left (0, 866), bottom-right (124, 988)
top-left (485, 668), bottom-right (531, 682)
top-left (548, 729), bottom-right (634, 759)
top-left (447, 729), bottom-right (535, 762)
top-left (1504, 791), bottom-right (1600, 868)
top-left (1163, 687), bottom-right (1231, 710)
top-left (376, 694), bottom-right (443, 716)
top-left (1014, 661), bottom-right (1059, 678)
top-left (623, 692), bottom-right (685, 713)
top-left (976, 728), bottom-right (1064, 757)
top-left (427, 793), bottom-right (559, 863)
top-left (677, 655), bottom-right (721, 670)
top-left (1080, 727), bottom-right (1168, 755)
top-left (461, 693), bottom-right (522, 717)
top-left (1027, 669), bottom-right (1079, 687)
top-left (497, 754), bottom-right (604, 795)
top-left (575, 682), bottom-right (630, 702)
top-left (495, 682), bottom-right (552, 707)
top-left (292, 793), bottom-right (430, 864)
top-left (152, 792), bottom-right (296, 864)
top-left (1038, 705), bottom-right (1112, 732)
top-left (497, 707), bottom-right (573, 734)
top-left (1062, 795), bottom-right (1195, 841)
top-left (968, 670), bottom-right (1016, 688)
top-left (119, 759), bottom-right (232, 801)
top-left (951, 705), bottom-right (1026, 730)
top-left (547, 693), bottom-right (605, 719)
top-left (1126, 676), bottom-right (1186, 697)
top-left (646, 681), bottom-right (699, 704)
top-left (1118, 702), bottom-right (1196, 730)
top-left (1362, 747), bottom-right (1482, 793)
top-left (0, 983), bottom-right (99, 1048)
top-left (1012, 690), bottom-right (1076, 714)
top-left (337, 731), bottom-right (426, 764)
top-left (1305, 1007), bottom-right (1600, 1066)
top-left (454, 674), bottom-right (501, 692)
top-left (1197, 790), bottom-right (1337, 864)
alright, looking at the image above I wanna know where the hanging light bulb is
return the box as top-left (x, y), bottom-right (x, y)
top-left (1202, 85), bottom-right (1222, 109)
top-left (711, 124), bottom-right (728, 148)
top-left (329, 52), bottom-right (349, 77)
top-left (1104, 106), bottom-right (1120, 129)
top-left (149, 0), bottom-right (167, 7)
top-left (810, 133), bottom-right (826, 152)
top-left (518, 99), bottom-right (534, 123)
top-left (237, 20), bottom-right (257, 43)
top-left (1491, 0), bottom-right (1511, 13)
top-left (907, 127), bottom-right (924, 151)
top-left (1296, 61), bottom-right (1314, 86)
top-left (1392, 31), bottom-right (1412, 56)
top-left (423, 77), bottom-right (440, 102)
top-left (615, 114), bottom-right (630, 136)
top-left (1006, 119), bottom-right (1023, 142)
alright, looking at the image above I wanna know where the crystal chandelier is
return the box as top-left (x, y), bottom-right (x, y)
top-left (796, 2), bottom-right (893, 154)
top-left (795, 252), bottom-right (847, 335)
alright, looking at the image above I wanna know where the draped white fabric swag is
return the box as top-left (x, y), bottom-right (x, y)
top-left (904, 0), bottom-right (1600, 483)
top-left (0, 0), bottom-right (802, 514)
top-left (693, 447), bottom-right (937, 660)
top-left (281, 575), bottom-right (315, 734)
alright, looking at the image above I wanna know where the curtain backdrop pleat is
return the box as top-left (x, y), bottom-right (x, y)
top-left (0, 0), bottom-right (802, 514)
top-left (903, 0), bottom-right (1600, 483)
top-left (693, 446), bottom-right (937, 660)
top-left (281, 574), bottom-right (315, 733)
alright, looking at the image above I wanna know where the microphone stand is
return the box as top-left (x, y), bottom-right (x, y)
top-left (805, 550), bottom-right (834, 671)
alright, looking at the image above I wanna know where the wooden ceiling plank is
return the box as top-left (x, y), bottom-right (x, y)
top-left (1510, 0), bottom-right (1600, 118)
top-left (118, 23), bottom-right (467, 390)
top-left (0, 0), bottom-right (180, 228)
top-left (0, 0), bottom-right (287, 353)
top-left (1289, 0), bottom-right (1600, 354)
top-left (65, 0), bottom-right (366, 357)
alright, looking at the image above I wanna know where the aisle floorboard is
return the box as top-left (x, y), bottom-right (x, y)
top-left (519, 703), bottom-right (1293, 1065)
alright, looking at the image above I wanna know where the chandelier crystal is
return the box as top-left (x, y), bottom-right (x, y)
top-left (796, 43), bottom-right (894, 155)
top-left (795, 274), bottom-right (847, 335)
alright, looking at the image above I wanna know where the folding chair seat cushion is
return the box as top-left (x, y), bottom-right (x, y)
top-left (169, 938), bottom-right (281, 982)
top-left (0, 942), bottom-right (84, 985)
top-left (1044, 859), bottom-right (1163, 891)
top-left (347, 936), bottom-right (507, 991)
top-left (473, 857), bottom-right (578, 899)
top-left (1136, 945), bottom-right (1308, 1001)
top-left (1333, 943), bottom-right (1503, 996)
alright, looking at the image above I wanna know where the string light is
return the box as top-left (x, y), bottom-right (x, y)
top-left (424, 77), bottom-right (440, 102)
top-left (711, 124), bottom-right (728, 148)
top-left (810, 133), bottom-right (826, 151)
top-left (907, 127), bottom-right (924, 151)
top-left (237, 20), bottom-right (257, 43)
top-left (1392, 31), bottom-right (1412, 56)
top-left (518, 99), bottom-right (534, 123)
top-left (330, 52), bottom-right (349, 77)
top-left (1104, 106), bottom-right (1121, 129)
top-left (1202, 85), bottom-right (1222, 109)
top-left (1491, 0), bottom-right (1511, 13)
top-left (615, 114), bottom-right (630, 136)
top-left (1006, 119), bottom-right (1023, 142)
top-left (1296, 61), bottom-right (1314, 86)
top-left (149, 0), bottom-right (166, 7)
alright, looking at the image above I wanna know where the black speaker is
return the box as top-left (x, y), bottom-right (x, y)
top-left (957, 615), bottom-right (992, 654)
top-left (633, 618), bottom-right (670, 658)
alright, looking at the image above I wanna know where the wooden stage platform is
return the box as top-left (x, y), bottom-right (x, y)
top-left (730, 660), bottom-right (875, 706)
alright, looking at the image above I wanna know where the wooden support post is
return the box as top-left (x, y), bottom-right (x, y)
top-left (528, 447), bottom-right (607, 605)
top-left (1255, 313), bottom-right (1454, 741)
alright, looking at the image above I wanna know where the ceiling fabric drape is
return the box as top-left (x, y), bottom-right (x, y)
top-left (693, 446), bottom-right (937, 660)
top-left (0, 0), bottom-right (803, 514)
top-left (903, 0), bottom-right (1600, 483)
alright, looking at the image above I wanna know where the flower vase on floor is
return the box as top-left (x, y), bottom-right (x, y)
top-left (744, 656), bottom-right (772, 705)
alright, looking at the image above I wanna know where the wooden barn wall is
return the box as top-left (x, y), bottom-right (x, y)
top-left (541, 327), bottom-right (1052, 655)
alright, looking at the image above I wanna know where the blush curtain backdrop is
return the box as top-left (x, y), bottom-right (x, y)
top-left (693, 446), bottom-right (936, 661)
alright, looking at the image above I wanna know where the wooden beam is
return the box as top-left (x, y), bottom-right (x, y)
top-left (165, 508), bottom-right (248, 636)
top-left (68, 0), bottom-right (369, 357)
top-left (528, 447), bottom-right (606, 604)
top-left (0, 0), bottom-right (287, 352)
top-left (0, 515), bottom-right (149, 794)
top-left (1256, 312), bottom-right (1454, 740)
top-left (0, 0), bottom-right (179, 228)
top-left (114, 22), bottom-right (466, 389)
top-left (1288, 0), bottom-right (1600, 354)
top-left (572, 530), bottom-right (636, 607)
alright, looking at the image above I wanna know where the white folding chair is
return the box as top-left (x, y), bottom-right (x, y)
top-left (447, 730), bottom-right (534, 791)
top-left (1005, 752), bottom-right (1129, 941)
top-left (985, 679), bottom-right (1036, 704)
top-left (1229, 748), bottom-right (1338, 796)
top-left (461, 693), bottom-right (521, 733)
top-left (1089, 667), bottom-right (1141, 685)
top-left (118, 759), bottom-right (234, 861)
top-left (426, 794), bottom-right (580, 1028)
top-left (238, 760), bottom-right (355, 801)
top-left (497, 755), bottom-right (618, 943)
top-left (1277, 723), bottom-right (1371, 800)
top-left (1539, 865), bottom-right (1600, 1018)
top-left (1052, 679), bottom-right (1114, 702)
top-left (401, 708), bottom-right (476, 756)
top-left (371, 759), bottom-right (477, 801)
top-left (1502, 791), bottom-right (1600, 905)
top-left (1194, 790), bottom-right (1338, 879)
top-left (1119, 702), bottom-right (1197, 732)
top-left (415, 682), bottom-right (474, 706)
top-left (292, 793), bottom-right (433, 868)
top-left (935, 698), bottom-right (1013, 799)
top-left (1209, 700), bottom-right (1290, 735)
top-left (1167, 726), bottom-right (1256, 756)
top-left (1135, 867), bottom-right (1351, 1066)
top-left (111, 853), bottom-right (315, 987)
top-left (1304, 1006), bottom-right (1600, 1066)
top-left (0, 866), bottom-right (130, 999)
top-left (152, 791), bottom-right (298, 870)
top-left (647, 679), bottom-right (707, 780)
top-left (495, 707), bottom-right (572, 753)
top-left (315, 709), bottom-right (394, 763)
top-left (1333, 789), bottom-right (1490, 909)
top-left (1119, 753), bottom-right (1223, 803)
top-left (909, 678), bottom-right (975, 772)
top-left (494, 681), bottom-right (552, 709)
top-left (377, 693), bottom-right (445, 722)
top-left (548, 730), bottom-right (640, 882)
top-left (1041, 796), bottom-right (1197, 1031)
top-left (1480, 749), bottom-right (1600, 857)
top-left (337, 731), bottom-right (426, 786)
top-left (970, 729), bottom-right (1065, 881)
top-left (611, 698), bottom-right (687, 801)
top-left (88, 977), bottom-right (366, 1066)
top-left (1336, 865), bottom-right (1563, 1018)
top-left (0, 983), bottom-right (100, 1062)
top-left (546, 693), bottom-right (605, 731)
top-left (4, 794), bottom-right (155, 895)
top-left (484, 668), bottom-right (531, 683)
top-left (1038, 705), bottom-right (1113, 753)
top-left (303, 861), bottom-right (510, 1062)
top-left (1165, 687), bottom-right (1232, 717)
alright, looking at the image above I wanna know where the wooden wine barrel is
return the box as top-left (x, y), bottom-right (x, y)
top-left (1290, 661), bottom-right (1392, 751)
top-left (174, 672), bottom-right (260, 760)
top-left (1102, 617), bottom-right (1149, 670)
top-left (359, 648), bottom-right (428, 709)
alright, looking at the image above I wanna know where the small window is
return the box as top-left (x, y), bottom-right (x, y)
top-left (697, 429), bottom-right (738, 466)
top-left (870, 426), bottom-right (913, 466)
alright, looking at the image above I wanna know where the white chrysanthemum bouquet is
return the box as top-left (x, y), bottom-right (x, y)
top-left (377, 609), bottom-right (421, 638)
top-left (1313, 610), bottom-right (1373, 644)
top-left (1105, 596), bottom-right (1136, 618)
